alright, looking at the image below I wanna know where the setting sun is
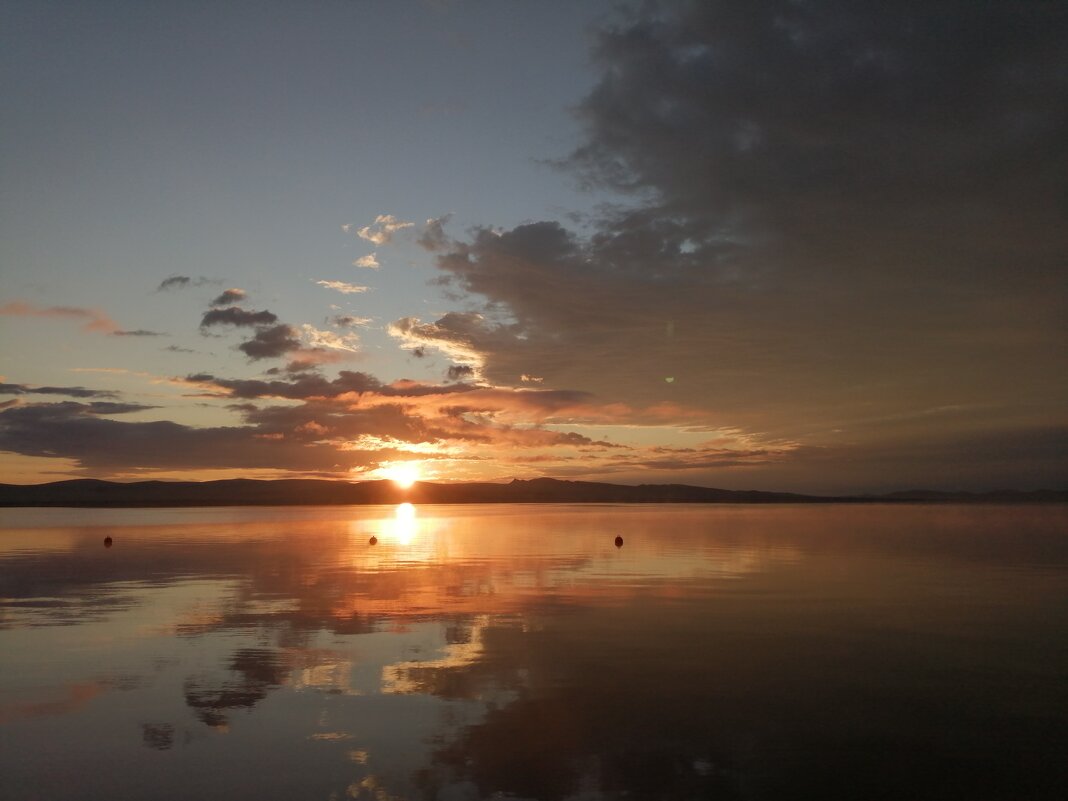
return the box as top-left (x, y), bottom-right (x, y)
top-left (382, 462), bottom-right (421, 489)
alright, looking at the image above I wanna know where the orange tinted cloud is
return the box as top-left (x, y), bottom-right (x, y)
top-left (0, 300), bottom-right (119, 333)
top-left (0, 301), bottom-right (162, 337)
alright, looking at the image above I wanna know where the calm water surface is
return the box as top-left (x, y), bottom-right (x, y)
top-left (1, 503), bottom-right (1066, 800)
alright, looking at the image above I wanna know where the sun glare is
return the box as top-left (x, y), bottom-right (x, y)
top-left (393, 503), bottom-right (417, 545)
top-left (383, 462), bottom-right (421, 489)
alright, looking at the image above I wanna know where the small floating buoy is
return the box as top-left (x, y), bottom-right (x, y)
top-left (614, 535), bottom-right (623, 548)
top-left (104, 536), bottom-right (113, 548)
top-left (368, 536), bottom-right (378, 545)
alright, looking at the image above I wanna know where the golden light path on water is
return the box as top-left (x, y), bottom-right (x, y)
top-left (351, 502), bottom-right (433, 554)
top-left (0, 505), bottom-right (1066, 801)
top-left (390, 502), bottom-right (417, 546)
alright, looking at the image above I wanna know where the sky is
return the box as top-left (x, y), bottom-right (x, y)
top-left (1, 0), bottom-right (1065, 493)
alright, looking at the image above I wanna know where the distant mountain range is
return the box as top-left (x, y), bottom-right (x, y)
top-left (0, 477), bottom-right (1064, 507)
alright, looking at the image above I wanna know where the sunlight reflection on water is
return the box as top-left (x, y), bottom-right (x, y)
top-left (0, 503), bottom-right (1066, 800)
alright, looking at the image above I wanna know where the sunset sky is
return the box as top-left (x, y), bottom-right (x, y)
top-left (1, 0), bottom-right (1065, 493)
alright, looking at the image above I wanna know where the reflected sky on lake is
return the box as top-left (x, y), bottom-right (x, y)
top-left (1, 503), bottom-right (1067, 800)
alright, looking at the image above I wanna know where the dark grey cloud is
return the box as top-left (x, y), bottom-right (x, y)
top-left (399, 0), bottom-right (1067, 487)
top-left (7, 1), bottom-right (1063, 493)
top-left (196, 304), bottom-right (313, 362)
top-left (157, 276), bottom-right (191, 291)
top-left (113, 329), bottom-right (165, 337)
top-left (330, 315), bottom-right (367, 328)
top-left (81, 401), bottom-right (156, 415)
top-left (0, 382), bottom-right (118, 399)
top-left (156, 275), bottom-right (215, 292)
top-left (237, 400), bottom-right (439, 445)
top-left (200, 307), bottom-right (278, 329)
top-left (187, 370), bottom-right (479, 401)
top-left (210, 289), bottom-right (247, 307)
top-left (446, 365), bottom-right (475, 381)
top-left (717, 424), bottom-right (1068, 496)
top-left (417, 214), bottom-right (454, 251)
top-left (188, 370), bottom-right (385, 400)
top-left (1, 400), bottom-right (153, 420)
top-left (0, 401), bottom-right (360, 473)
top-left (237, 324), bottom-right (302, 360)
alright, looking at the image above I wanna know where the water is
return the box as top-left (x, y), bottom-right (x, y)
top-left (1, 503), bottom-right (1066, 800)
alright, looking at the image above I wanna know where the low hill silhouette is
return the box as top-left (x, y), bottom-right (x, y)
top-left (0, 477), bottom-right (1062, 507)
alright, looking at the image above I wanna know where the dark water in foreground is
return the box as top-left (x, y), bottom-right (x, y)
top-left (0, 503), bottom-right (1066, 800)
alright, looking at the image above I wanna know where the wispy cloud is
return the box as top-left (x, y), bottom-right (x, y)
top-left (388, 312), bottom-right (522, 376)
top-left (316, 280), bottom-right (369, 295)
top-left (346, 214), bottom-right (413, 246)
top-left (331, 315), bottom-right (372, 328)
top-left (3, 366), bottom-right (796, 479)
top-left (0, 382), bottom-right (118, 399)
top-left (1, 301), bottom-right (118, 333)
top-left (0, 301), bottom-right (163, 337)
top-left (156, 275), bottom-right (216, 292)
top-left (300, 324), bottom-right (360, 353)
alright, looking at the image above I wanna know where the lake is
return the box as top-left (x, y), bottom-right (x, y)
top-left (1, 503), bottom-right (1066, 800)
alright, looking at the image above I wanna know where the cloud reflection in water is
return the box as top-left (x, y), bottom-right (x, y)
top-left (0, 504), bottom-right (1066, 801)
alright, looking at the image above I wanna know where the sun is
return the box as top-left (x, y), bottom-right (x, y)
top-left (382, 462), bottom-right (421, 489)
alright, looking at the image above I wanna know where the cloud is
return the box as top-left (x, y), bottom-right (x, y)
top-left (405, 1), bottom-right (1067, 472)
top-left (300, 324), bottom-right (360, 353)
top-left (0, 382), bottom-right (118, 399)
top-left (389, 312), bottom-right (523, 373)
top-left (446, 365), bottom-right (475, 381)
top-left (157, 276), bottom-right (191, 291)
top-left (1, 301), bottom-right (119, 333)
top-left (353, 214), bottom-right (414, 245)
top-left (352, 254), bottom-right (379, 269)
top-left (185, 370), bottom-right (386, 400)
top-left (196, 300), bottom-right (355, 365)
top-left (237, 324), bottom-right (302, 360)
top-left (316, 280), bottom-right (369, 295)
top-left (156, 275), bottom-right (214, 292)
top-left (11, 359), bottom-right (1058, 490)
top-left (2, 399), bottom-right (1053, 488)
top-left (0, 300), bottom-right (162, 337)
top-left (5, 3), bottom-right (1062, 493)
top-left (211, 288), bottom-right (247, 306)
top-left (331, 315), bottom-right (372, 329)
top-left (0, 400), bottom-right (359, 473)
top-left (200, 307), bottom-right (278, 328)
top-left (417, 215), bottom-right (454, 251)
top-left (1, 400), bottom-right (154, 419)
